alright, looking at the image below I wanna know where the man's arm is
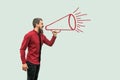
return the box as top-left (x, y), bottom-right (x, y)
top-left (43, 31), bottom-right (57, 46)
top-left (20, 34), bottom-right (30, 71)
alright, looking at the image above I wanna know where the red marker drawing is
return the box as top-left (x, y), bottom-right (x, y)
top-left (45, 7), bottom-right (90, 33)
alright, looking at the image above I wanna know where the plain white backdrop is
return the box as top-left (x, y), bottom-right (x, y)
top-left (0, 0), bottom-right (120, 80)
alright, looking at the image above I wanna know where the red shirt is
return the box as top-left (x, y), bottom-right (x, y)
top-left (20, 30), bottom-right (56, 65)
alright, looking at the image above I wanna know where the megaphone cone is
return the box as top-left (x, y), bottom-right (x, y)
top-left (45, 14), bottom-right (76, 33)
top-left (45, 7), bottom-right (91, 33)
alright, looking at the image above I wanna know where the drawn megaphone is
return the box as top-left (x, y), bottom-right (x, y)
top-left (45, 7), bottom-right (90, 33)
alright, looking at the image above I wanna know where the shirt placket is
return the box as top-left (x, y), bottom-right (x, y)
top-left (38, 33), bottom-right (42, 62)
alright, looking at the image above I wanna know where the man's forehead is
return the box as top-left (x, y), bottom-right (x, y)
top-left (39, 20), bottom-right (43, 23)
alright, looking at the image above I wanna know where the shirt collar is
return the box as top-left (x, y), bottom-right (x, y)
top-left (33, 29), bottom-right (39, 34)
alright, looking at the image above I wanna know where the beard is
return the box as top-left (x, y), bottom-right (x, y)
top-left (38, 27), bottom-right (43, 34)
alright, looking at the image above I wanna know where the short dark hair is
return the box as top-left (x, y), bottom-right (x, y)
top-left (32, 18), bottom-right (43, 28)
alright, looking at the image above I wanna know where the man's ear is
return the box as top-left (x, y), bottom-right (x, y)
top-left (36, 23), bottom-right (38, 27)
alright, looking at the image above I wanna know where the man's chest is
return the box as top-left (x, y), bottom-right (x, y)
top-left (30, 34), bottom-right (43, 45)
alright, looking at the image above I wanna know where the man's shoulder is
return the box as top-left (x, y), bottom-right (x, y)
top-left (26, 30), bottom-right (35, 35)
top-left (24, 30), bottom-right (34, 38)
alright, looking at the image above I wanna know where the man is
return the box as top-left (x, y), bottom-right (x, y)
top-left (20, 18), bottom-right (57, 80)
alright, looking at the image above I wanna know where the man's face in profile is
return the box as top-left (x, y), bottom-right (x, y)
top-left (36, 20), bottom-right (44, 33)
top-left (38, 20), bottom-right (44, 29)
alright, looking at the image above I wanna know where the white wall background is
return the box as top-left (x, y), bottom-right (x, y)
top-left (0, 0), bottom-right (120, 80)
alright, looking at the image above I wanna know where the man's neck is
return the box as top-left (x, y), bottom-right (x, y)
top-left (34, 28), bottom-right (39, 33)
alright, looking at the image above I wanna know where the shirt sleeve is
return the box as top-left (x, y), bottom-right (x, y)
top-left (43, 34), bottom-right (56, 46)
top-left (20, 34), bottom-right (31, 64)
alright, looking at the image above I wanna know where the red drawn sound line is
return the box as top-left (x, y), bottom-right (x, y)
top-left (77, 24), bottom-right (85, 27)
top-left (77, 24), bottom-right (81, 27)
top-left (73, 7), bottom-right (79, 13)
top-left (77, 26), bottom-right (81, 28)
top-left (77, 19), bottom-right (91, 21)
top-left (77, 22), bottom-right (83, 24)
top-left (77, 24), bottom-right (82, 27)
top-left (76, 14), bottom-right (87, 17)
top-left (77, 28), bottom-right (83, 32)
top-left (76, 19), bottom-right (81, 21)
top-left (75, 29), bottom-right (83, 32)
top-left (76, 18), bottom-right (81, 20)
top-left (75, 12), bottom-right (81, 15)
top-left (75, 29), bottom-right (80, 32)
